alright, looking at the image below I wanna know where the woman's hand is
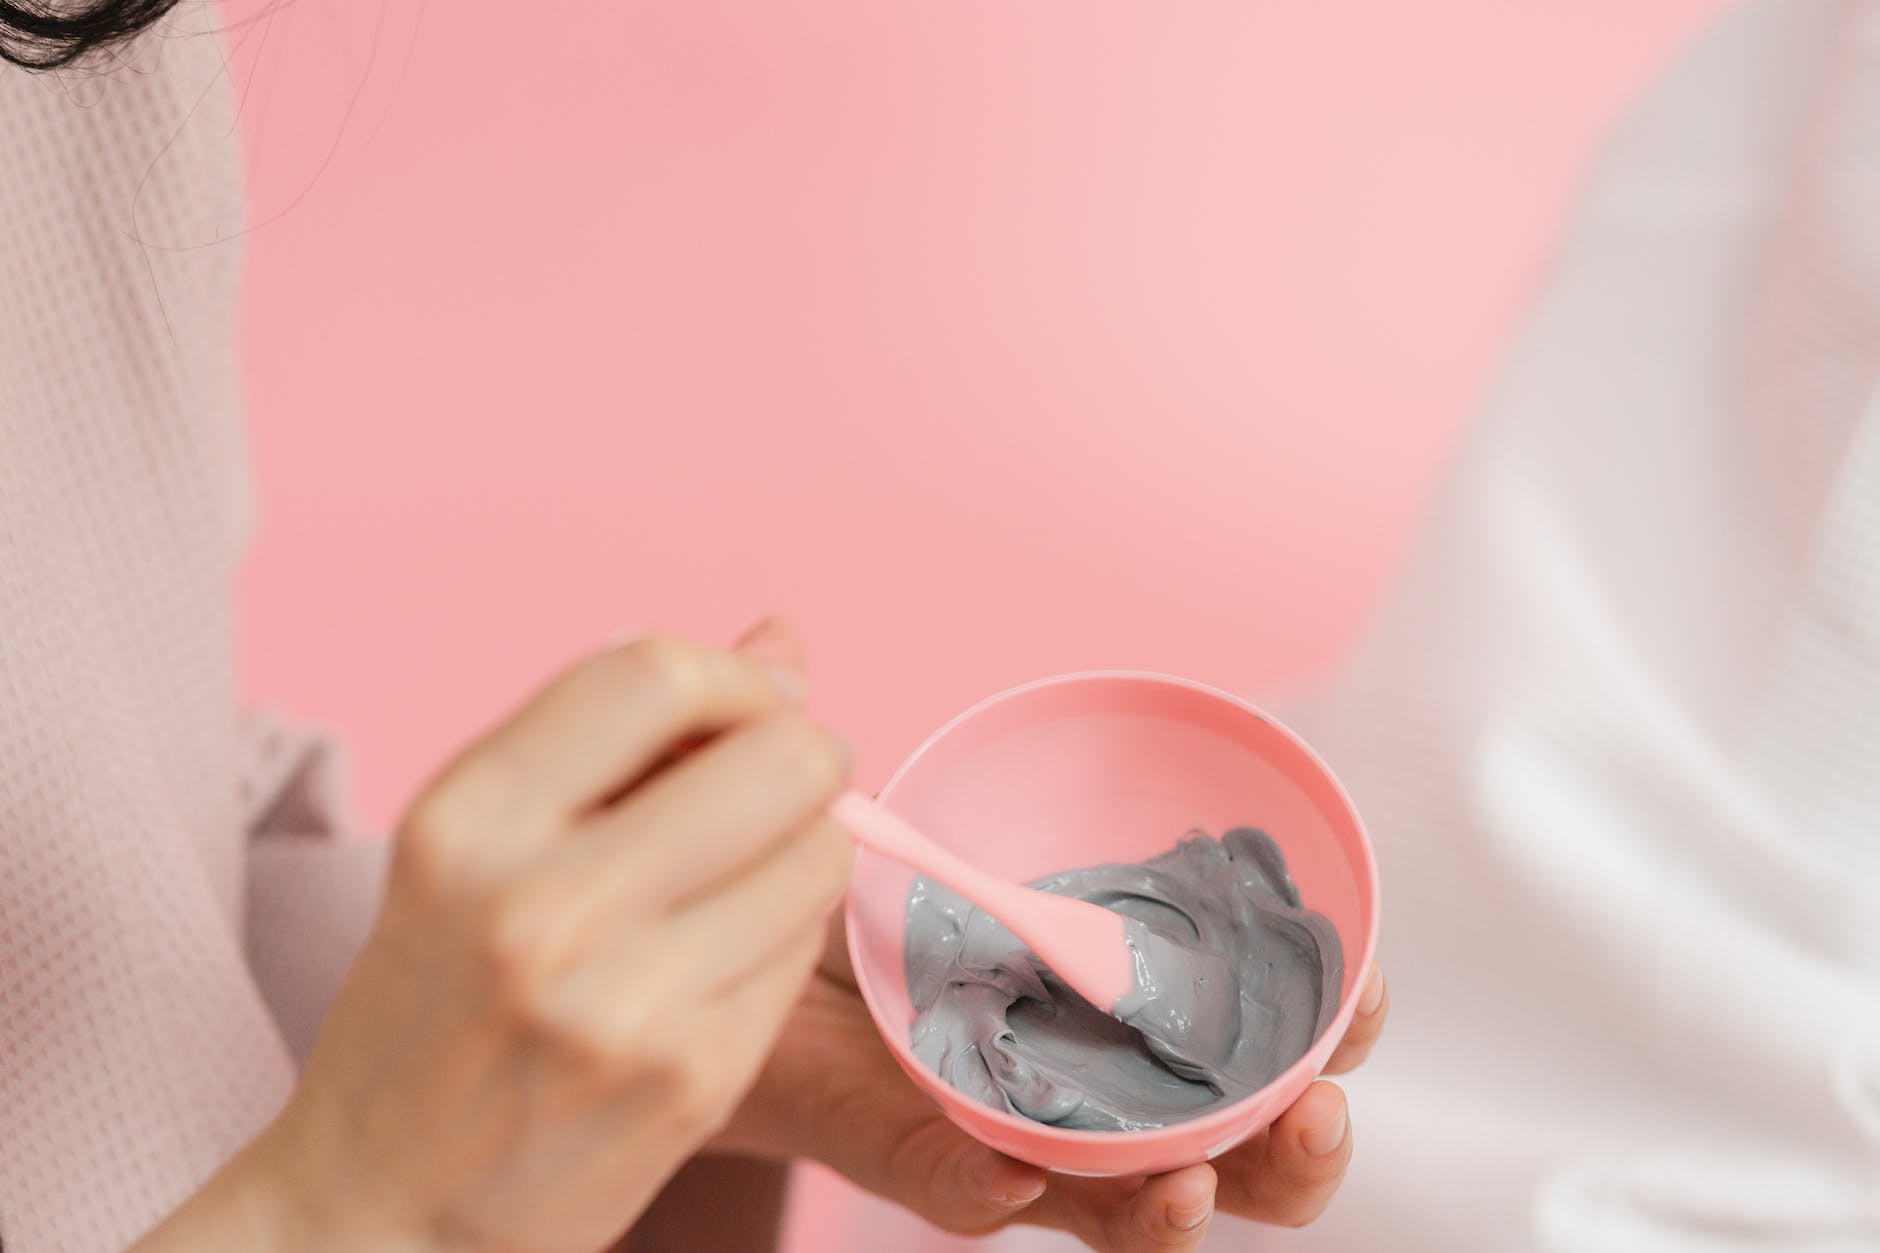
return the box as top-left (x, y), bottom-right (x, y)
top-left (708, 623), bottom-right (1388, 1249)
top-left (724, 901), bottom-right (1389, 1251)
top-left (144, 623), bottom-right (853, 1253)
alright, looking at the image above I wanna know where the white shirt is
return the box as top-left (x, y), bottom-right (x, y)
top-left (825, 1), bottom-right (1880, 1248)
top-left (1279, 1), bottom-right (1880, 1247)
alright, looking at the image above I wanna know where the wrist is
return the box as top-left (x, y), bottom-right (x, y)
top-left (226, 1135), bottom-right (330, 1250)
top-left (130, 1131), bottom-right (331, 1253)
top-left (215, 1115), bottom-right (440, 1253)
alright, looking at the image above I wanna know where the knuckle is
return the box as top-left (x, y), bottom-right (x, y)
top-left (481, 887), bottom-right (566, 1011)
top-left (557, 1015), bottom-right (640, 1081)
top-left (407, 737), bottom-right (527, 823)
top-left (500, 940), bottom-right (684, 1088)
top-left (390, 819), bottom-right (455, 902)
top-left (794, 818), bottom-right (855, 902)
top-left (400, 780), bottom-right (471, 856)
top-left (393, 769), bottom-right (505, 899)
top-left (620, 634), bottom-right (709, 716)
top-left (556, 996), bottom-right (664, 1083)
top-left (662, 1053), bottom-right (735, 1137)
top-left (885, 1118), bottom-right (954, 1212)
top-left (394, 800), bottom-right (553, 913)
top-left (756, 712), bottom-right (847, 796)
top-left (893, 1127), bottom-right (997, 1234)
top-left (770, 923), bottom-right (826, 990)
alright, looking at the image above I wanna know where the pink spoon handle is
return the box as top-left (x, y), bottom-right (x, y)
top-left (831, 790), bottom-right (1136, 1014)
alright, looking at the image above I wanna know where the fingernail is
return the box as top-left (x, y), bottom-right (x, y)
top-left (1168, 1202), bottom-right (1212, 1231)
top-left (1302, 1108), bottom-right (1348, 1157)
top-left (738, 617), bottom-right (791, 662)
top-left (995, 1179), bottom-right (1046, 1207)
top-left (767, 664), bottom-right (808, 706)
top-left (1358, 966), bottom-right (1385, 1016)
top-left (976, 1153), bottom-right (1045, 1208)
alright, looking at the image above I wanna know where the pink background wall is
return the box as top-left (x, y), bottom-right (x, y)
top-left (230, 1), bottom-right (1721, 834)
top-left (226, 3), bottom-right (1723, 1249)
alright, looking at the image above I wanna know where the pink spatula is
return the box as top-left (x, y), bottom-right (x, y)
top-left (831, 790), bottom-right (1138, 1015)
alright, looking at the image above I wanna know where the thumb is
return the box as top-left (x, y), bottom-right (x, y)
top-left (884, 1127), bottom-right (1049, 1236)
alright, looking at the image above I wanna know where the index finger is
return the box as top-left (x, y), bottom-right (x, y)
top-left (1213, 1080), bottom-right (1351, 1227)
top-left (465, 634), bottom-right (797, 825)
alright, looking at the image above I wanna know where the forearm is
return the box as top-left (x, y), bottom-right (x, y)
top-left (130, 1136), bottom-right (303, 1253)
top-left (129, 1124), bottom-right (426, 1253)
top-left (134, 1125), bottom-right (791, 1253)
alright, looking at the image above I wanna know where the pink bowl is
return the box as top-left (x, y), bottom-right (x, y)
top-left (845, 670), bottom-right (1380, 1177)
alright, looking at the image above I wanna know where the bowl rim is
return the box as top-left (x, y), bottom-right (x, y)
top-left (844, 667), bottom-right (1382, 1150)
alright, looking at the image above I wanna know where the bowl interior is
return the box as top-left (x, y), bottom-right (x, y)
top-left (848, 671), bottom-right (1377, 1161)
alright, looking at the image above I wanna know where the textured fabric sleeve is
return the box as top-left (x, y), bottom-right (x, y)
top-left (237, 707), bottom-right (392, 1066)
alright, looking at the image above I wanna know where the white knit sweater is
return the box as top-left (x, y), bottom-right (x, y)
top-left (0, 11), bottom-right (388, 1251)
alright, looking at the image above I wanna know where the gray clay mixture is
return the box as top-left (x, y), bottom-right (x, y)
top-left (905, 828), bottom-right (1343, 1131)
